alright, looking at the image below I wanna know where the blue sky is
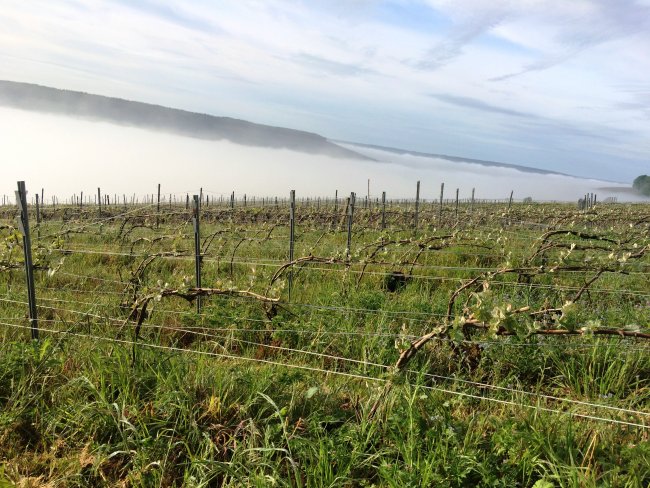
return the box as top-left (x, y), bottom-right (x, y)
top-left (1, 0), bottom-right (649, 182)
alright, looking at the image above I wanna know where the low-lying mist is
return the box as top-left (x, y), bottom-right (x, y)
top-left (0, 107), bottom-right (641, 204)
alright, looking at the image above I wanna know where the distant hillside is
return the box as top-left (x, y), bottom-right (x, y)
top-left (0, 80), bottom-right (370, 160)
top-left (343, 141), bottom-right (570, 177)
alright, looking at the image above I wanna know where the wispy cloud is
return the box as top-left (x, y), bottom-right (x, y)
top-left (0, 0), bottom-right (648, 182)
top-left (411, 9), bottom-right (507, 70)
top-left (111, 0), bottom-right (223, 34)
top-left (490, 0), bottom-right (650, 80)
top-left (429, 93), bottom-right (534, 118)
top-left (289, 53), bottom-right (376, 77)
top-left (616, 90), bottom-right (650, 119)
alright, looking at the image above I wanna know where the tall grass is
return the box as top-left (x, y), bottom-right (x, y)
top-left (0, 201), bottom-right (648, 486)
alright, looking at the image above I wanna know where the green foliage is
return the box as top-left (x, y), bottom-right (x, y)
top-left (632, 175), bottom-right (650, 196)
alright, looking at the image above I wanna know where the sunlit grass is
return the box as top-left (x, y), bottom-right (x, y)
top-left (0, 201), bottom-right (648, 486)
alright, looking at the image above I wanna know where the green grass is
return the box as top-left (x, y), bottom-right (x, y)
top-left (0, 201), bottom-right (648, 486)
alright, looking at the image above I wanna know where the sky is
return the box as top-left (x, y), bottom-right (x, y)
top-left (0, 0), bottom-right (649, 182)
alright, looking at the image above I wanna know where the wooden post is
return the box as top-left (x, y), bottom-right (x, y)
top-left (192, 195), bottom-right (202, 314)
top-left (471, 188), bottom-right (475, 212)
top-left (346, 192), bottom-right (356, 261)
top-left (288, 190), bottom-right (296, 301)
top-left (414, 180), bottom-right (420, 232)
top-left (455, 188), bottom-right (459, 221)
top-left (80, 191), bottom-right (83, 209)
top-left (381, 191), bottom-right (386, 231)
top-left (16, 181), bottom-right (38, 340)
top-left (156, 183), bottom-right (161, 228)
top-left (438, 183), bottom-right (444, 223)
top-left (97, 187), bottom-right (101, 216)
top-left (334, 190), bottom-right (338, 212)
top-left (35, 193), bottom-right (41, 225)
top-left (508, 190), bottom-right (513, 212)
top-left (367, 179), bottom-right (370, 207)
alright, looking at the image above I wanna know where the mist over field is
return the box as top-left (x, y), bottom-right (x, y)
top-left (0, 107), bottom-right (641, 204)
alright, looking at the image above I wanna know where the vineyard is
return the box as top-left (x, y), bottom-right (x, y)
top-left (0, 189), bottom-right (649, 487)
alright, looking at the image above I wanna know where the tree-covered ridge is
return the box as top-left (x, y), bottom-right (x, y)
top-left (0, 80), bottom-right (369, 160)
top-left (633, 175), bottom-right (650, 196)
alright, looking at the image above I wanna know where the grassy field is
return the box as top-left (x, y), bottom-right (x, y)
top-left (0, 197), bottom-right (649, 487)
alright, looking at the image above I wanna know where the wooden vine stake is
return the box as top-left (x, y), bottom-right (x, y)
top-left (414, 180), bottom-right (420, 233)
top-left (15, 181), bottom-right (38, 340)
top-left (346, 192), bottom-right (356, 262)
top-left (381, 191), bottom-right (386, 231)
top-left (367, 179), bottom-right (370, 209)
top-left (156, 183), bottom-right (161, 229)
top-left (192, 195), bottom-right (202, 314)
top-left (288, 190), bottom-right (296, 301)
top-left (438, 182), bottom-right (445, 224)
top-left (506, 190), bottom-right (514, 226)
top-left (35, 193), bottom-right (41, 225)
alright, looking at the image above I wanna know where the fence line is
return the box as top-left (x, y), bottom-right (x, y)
top-left (40, 245), bottom-right (650, 275)
top-left (3, 183), bottom-right (650, 433)
top-left (43, 315), bottom-right (650, 417)
top-left (4, 294), bottom-right (648, 352)
top-left (27, 247), bottom-right (650, 297)
top-left (4, 281), bottom-right (650, 337)
top-left (0, 319), bottom-right (647, 430)
top-left (38, 202), bottom-right (159, 240)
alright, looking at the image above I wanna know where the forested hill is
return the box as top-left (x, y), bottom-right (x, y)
top-left (0, 80), bottom-right (370, 160)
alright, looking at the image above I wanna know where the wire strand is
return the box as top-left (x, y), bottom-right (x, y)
top-left (0, 320), bottom-right (646, 430)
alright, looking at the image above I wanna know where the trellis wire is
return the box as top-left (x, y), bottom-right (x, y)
top-left (0, 320), bottom-right (647, 430)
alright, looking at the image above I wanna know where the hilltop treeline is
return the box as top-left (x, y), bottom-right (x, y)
top-left (0, 80), bottom-right (369, 160)
top-left (633, 175), bottom-right (650, 196)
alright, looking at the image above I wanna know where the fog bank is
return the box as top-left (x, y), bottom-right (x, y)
top-left (0, 107), bottom-right (643, 203)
